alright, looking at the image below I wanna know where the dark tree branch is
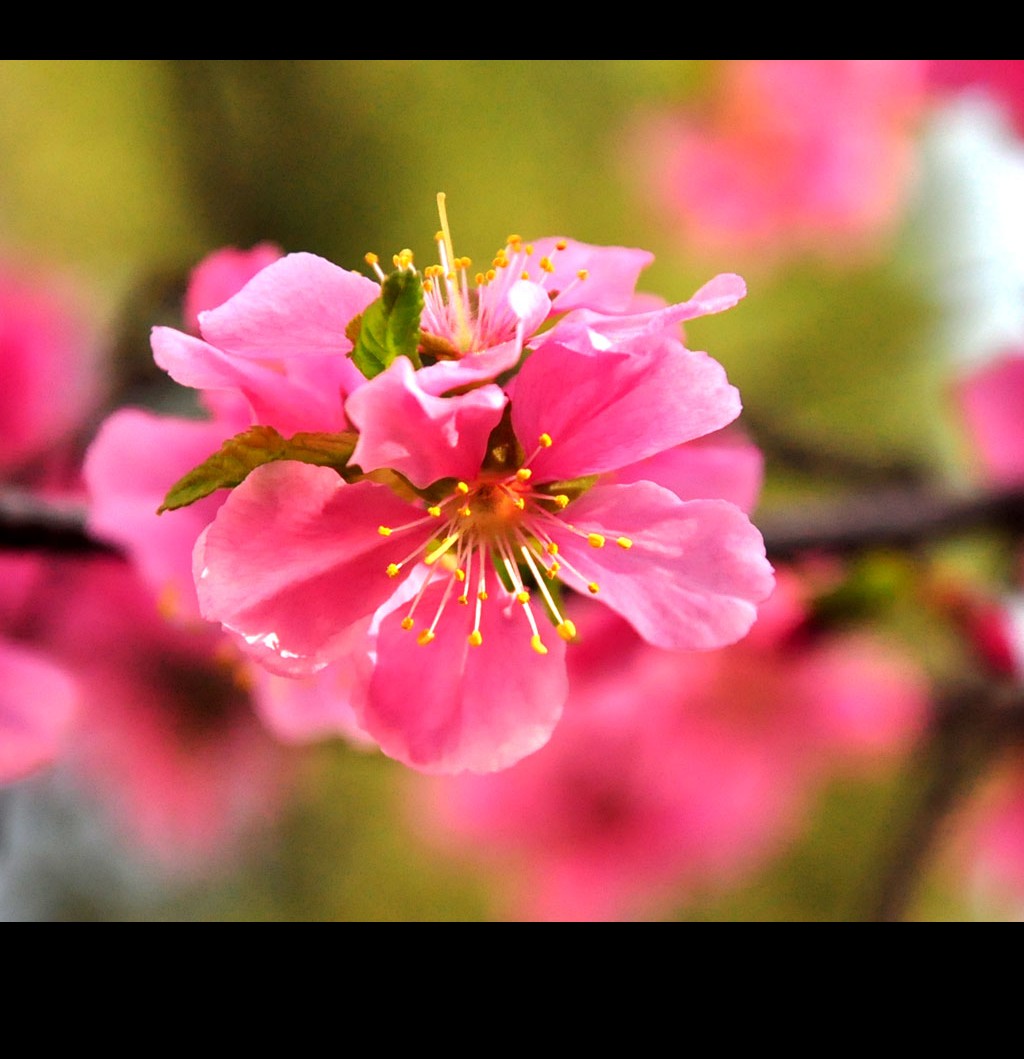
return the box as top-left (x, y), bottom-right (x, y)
top-left (0, 490), bottom-right (120, 557)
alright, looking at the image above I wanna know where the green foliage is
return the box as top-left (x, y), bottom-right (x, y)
top-left (158, 425), bottom-right (357, 512)
top-left (347, 268), bottom-right (424, 379)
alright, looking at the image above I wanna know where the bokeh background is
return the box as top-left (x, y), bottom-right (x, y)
top-left (4, 59), bottom-right (1024, 920)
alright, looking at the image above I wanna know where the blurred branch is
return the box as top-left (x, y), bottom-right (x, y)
top-left (0, 490), bottom-right (119, 557)
top-left (762, 485), bottom-right (1024, 561)
top-left (866, 680), bottom-right (1024, 923)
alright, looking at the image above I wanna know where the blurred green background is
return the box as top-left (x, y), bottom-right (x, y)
top-left (0, 59), bottom-right (1004, 921)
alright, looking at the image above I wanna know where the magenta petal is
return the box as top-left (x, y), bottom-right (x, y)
top-left (195, 463), bottom-right (426, 671)
top-left (551, 483), bottom-right (774, 650)
top-left (362, 571), bottom-right (568, 774)
top-left (0, 639), bottom-right (77, 783)
top-left (529, 238), bottom-right (654, 313)
top-left (199, 252), bottom-right (380, 361)
top-left (512, 339), bottom-right (741, 483)
top-left (415, 341), bottom-right (523, 394)
top-left (611, 432), bottom-right (764, 513)
top-left (346, 356), bottom-right (506, 488)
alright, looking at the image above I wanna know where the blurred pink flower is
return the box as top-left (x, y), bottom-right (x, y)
top-left (930, 60), bottom-right (1024, 135)
top-left (416, 573), bottom-right (927, 921)
top-left (636, 60), bottom-right (928, 262)
top-left (954, 351), bottom-right (1024, 487)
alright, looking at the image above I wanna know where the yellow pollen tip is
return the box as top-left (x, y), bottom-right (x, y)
top-left (515, 468), bottom-right (533, 481)
top-left (427, 506), bottom-right (442, 518)
top-left (546, 542), bottom-right (559, 555)
top-left (517, 591), bottom-right (531, 605)
top-left (364, 252), bottom-right (379, 265)
top-left (525, 244), bottom-right (535, 255)
top-left (455, 569), bottom-right (466, 583)
top-left (552, 495), bottom-right (569, 509)
top-left (588, 533), bottom-right (606, 549)
top-left (588, 582), bottom-right (600, 595)
top-left (530, 635), bottom-right (548, 656)
top-left (521, 271), bottom-right (530, 281)
top-left (468, 630), bottom-right (483, 647)
top-left (458, 595), bottom-right (469, 605)
top-left (547, 562), bottom-right (561, 579)
top-left (486, 269), bottom-right (497, 282)
top-left (386, 564), bottom-right (401, 578)
top-left (401, 617), bottom-right (415, 631)
top-left (557, 620), bottom-right (577, 642)
top-left (456, 482), bottom-right (470, 495)
top-left (377, 525), bottom-right (392, 537)
top-left (538, 433), bottom-right (553, 448)
top-left (616, 536), bottom-right (634, 550)
top-left (513, 498), bottom-right (526, 511)
top-left (539, 256), bottom-right (555, 273)
top-left (459, 506), bottom-right (472, 518)
top-left (434, 231), bottom-right (444, 242)
top-left (417, 630), bottom-right (436, 646)
top-left (577, 269), bottom-right (589, 281)
top-left (555, 239), bottom-right (568, 251)
top-left (475, 273), bottom-right (485, 286)
top-left (506, 234), bottom-right (522, 245)
top-left (478, 591), bottom-right (489, 602)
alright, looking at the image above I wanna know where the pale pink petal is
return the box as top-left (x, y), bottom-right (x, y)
top-left (198, 251), bottom-right (380, 362)
top-left (549, 483), bottom-right (774, 650)
top-left (195, 463), bottom-right (424, 671)
top-left (528, 238), bottom-right (654, 313)
top-left (346, 356), bottom-right (506, 488)
top-left (183, 243), bottom-right (283, 333)
top-left (610, 432), bottom-right (764, 513)
top-left (361, 569), bottom-right (568, 774)
top-left (511, 340), bottom-right (741, 483)
top-left (84, 408), bottom-right (245, 621)
top-left (955, 353), bottom-right (1024, 486)
top-left (415, 341), bottom-right (523, 392)
top-left (0, 639), bottom-right (77, 783)
top-left (151, 327), bottom-right (349, 434)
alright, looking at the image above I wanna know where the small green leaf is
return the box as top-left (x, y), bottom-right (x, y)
top-left (158, 426), bottom-right (357, 512)
top-left (348, 269), bottom-right (424, 379)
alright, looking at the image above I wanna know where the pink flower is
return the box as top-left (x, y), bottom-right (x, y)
top-left (636, 60), bottom-right (928, 261)
top-left (930, 61), bottom-right (1024, 136)
top-left (954, 351), bottom-right (1024, 487)
top-left (181, 220), bottom-right (772, 774)
top-left (416, 572), bottom-right (927, 921)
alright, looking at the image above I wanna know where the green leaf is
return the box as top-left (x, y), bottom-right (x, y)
top-left (348, 268), bottom-right (424, 379)
top-left (158, 426), bottom-right (358, 512)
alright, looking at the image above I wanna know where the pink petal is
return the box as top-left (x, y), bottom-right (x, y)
top-left (511, 339), bottom-right (741, 483)
top-left (346, 356), bottom-right (506, 488)
top-left (183, 243), bottom-right (283, 334)
top-left (955, 353), bottom-right (1024, 486)
top-left (361, 568), bottom-right (568, 774)
top-left (0, 639), bottom-right (77, 783)
top-left (610, 432), bottom-right (764, 513)
top-left (198, 251), bottom-right (380, 362)
top-left (195, 463), bottom-right (425, 672)
top-left (528, 238), bottom-right (654, 313)
top-left (549, 482), bottom-right (775, 650)
top-left (414, 340), bottom-right (524, 393)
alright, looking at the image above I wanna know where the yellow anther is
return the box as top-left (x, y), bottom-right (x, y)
top-left (475, 272), bottom-right (486, 286)
top-left (554, 495), bottom-right (569, 509)
top-left (530, 635), bottom-right (548, 656)
top-left (557, 620), bottom-right (577, 642)
top-left (456, 482), bottom-right (470, 495)
top-left (616, 536), bottom-right (634, 550)
top-left (486, 269), bottom-right (497, 282)
top-left (538, 433), bottom-right (553, 448)
top-left (512, 498), bottom-right (526, 511)
top-left (427, 506), bottom-right (442, 518)
top-left (468, 630), bottom-right (483, 647)
top-left (478, 591), bottom-right (489, 602)
top-left (588, 533), bottom-right (606, 549)
top-left (555, 239), bottom-right (568, 251)
top-left (458, 595), bottom-right (469, 606)
top-left (506, 234), bottom-right (522, 245)
top-left (459, 506), bottom-right (473, 518)
top-left (588, 582), bottom-right (600, 595)
top-left (435, 230), bottom-right (445, 242)
top-left (577, 269), bottom-right (589, 281)
top-left (539, 256), bottom-right (555, 273)
top-left (423, 280), bottom-right (434, 294)
top-left (401, 617), bottom-right (415, 631)
top-left (377, 525), bottom-right (393, 537)
top-left (521, 271), bottom-right (530, 281)
top-left (417, 630), bottom-right (436, 646)
top-left (516, 468), bottom-right (533, 481)
top-left (517, 591), bottom-right (531, 605)
top-left (547, 562), bottom-right (561, 579)
top-left (364, 252), bottom-right (379, 266)
top-left (386, 564), bottom-right (401, 578)
top-left (455, 569), bottom-right (467, 583)
top-left (458, 256), bottom-right (472, 269)
top-left (525, 244), bottom-right (535, 255)
top-left (425, 535), bottom-right (460, 566)
top-left (546, 542), bottom-right (559, 556)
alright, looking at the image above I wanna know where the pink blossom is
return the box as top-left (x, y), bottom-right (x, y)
top-left (954, 351), bottom-right (1024, 486)
top-left (930, 61), bottom-right (1024, 136)
top-left (416, 574), bottom-right (927, 920)
top-left (637, 60), bottom-right (928, 261)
